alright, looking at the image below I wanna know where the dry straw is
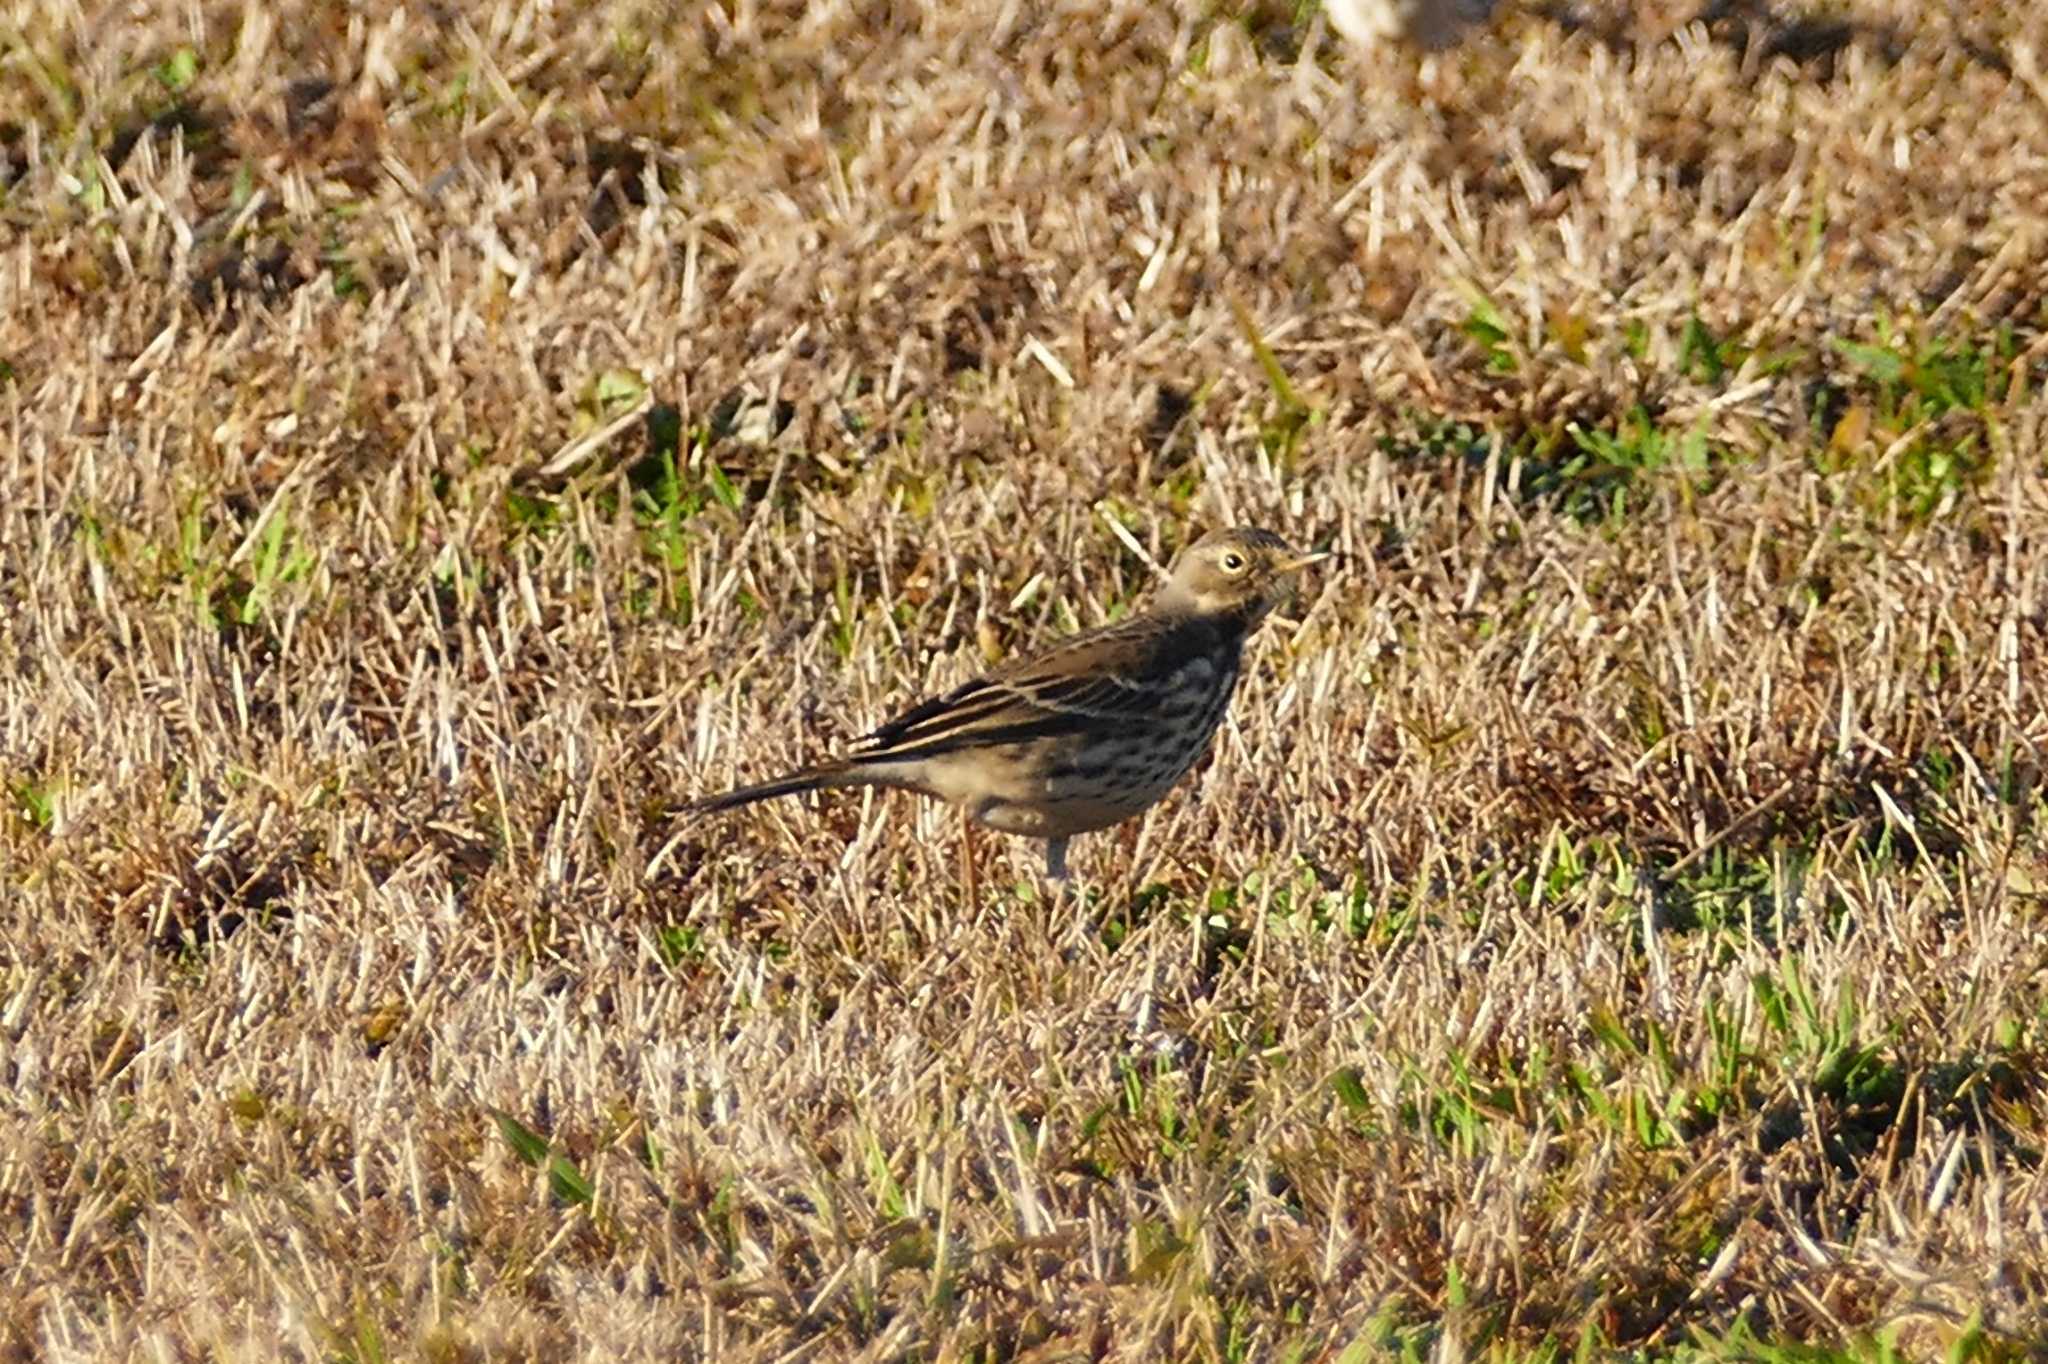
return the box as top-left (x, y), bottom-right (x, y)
top-left (1, 0), bottom-right (2044, 1359)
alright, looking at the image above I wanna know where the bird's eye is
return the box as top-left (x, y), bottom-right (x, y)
top-left (1220, 551), bottom-right (1247, 573)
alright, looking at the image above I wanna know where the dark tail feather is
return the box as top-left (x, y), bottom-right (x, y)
top-left (682, 764), bottom-right (852, 816)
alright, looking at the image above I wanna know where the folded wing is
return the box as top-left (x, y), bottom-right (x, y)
top-left (848, 617), bottom-right (1183, 766)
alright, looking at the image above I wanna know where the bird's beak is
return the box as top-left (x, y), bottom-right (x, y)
top-left (1276, 550), bottom-right (1332, 575)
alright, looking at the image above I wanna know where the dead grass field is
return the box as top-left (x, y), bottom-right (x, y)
top-left (3, 0), bottom-right (2048, 1359)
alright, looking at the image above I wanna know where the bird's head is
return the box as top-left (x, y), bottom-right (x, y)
top-left (1157, 527), bottom-right (1328, 624)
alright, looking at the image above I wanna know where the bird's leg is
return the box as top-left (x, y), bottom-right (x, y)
top-left (1044, 836), bottom-right (1100, 955)
top-left (1043, 836), bottom-right (1070, 885)
top-left (959, 808), bottom-right (978, 909)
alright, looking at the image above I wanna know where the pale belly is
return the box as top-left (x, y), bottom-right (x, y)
top-left (914, 715), bottom-right (1224, 838)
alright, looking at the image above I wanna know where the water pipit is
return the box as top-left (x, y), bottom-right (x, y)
top-left (1323, 0), bottom-right (1495, 52)
top-left (685, 527), bottom-right (1328, 882)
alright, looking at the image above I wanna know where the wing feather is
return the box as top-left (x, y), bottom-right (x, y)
top-left (845, 612), bottom-right (1216, 767)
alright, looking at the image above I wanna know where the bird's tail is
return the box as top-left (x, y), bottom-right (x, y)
top-left (681, 763), bottom-right (854, 816)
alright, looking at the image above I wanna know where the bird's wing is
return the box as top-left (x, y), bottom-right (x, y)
top-left (848, 615), bottom-right (1186, 765)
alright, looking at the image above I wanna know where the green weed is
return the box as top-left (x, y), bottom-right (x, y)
top-left (1821, 321), bottom-right (2011, 519)
top-left (490, 1109), bottom-right (597, 1209)
top-left (11, 776), bottom-right (54, 831)
top-left (1461, 289), bottom-right (1519, 374)
top-left (1232, 296), bottom-right (1319, 466)
top-left (1751, 955), bottom-right (1900, 1108)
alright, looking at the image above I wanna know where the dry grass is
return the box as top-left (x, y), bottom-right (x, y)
top-left (4, 0), bottom-right (2048, 1359)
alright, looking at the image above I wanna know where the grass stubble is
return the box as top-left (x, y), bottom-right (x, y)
top-left (2, 0), bottom-right (2046, 1359)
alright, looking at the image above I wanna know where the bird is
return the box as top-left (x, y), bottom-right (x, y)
top-left (1323, 0), bottom-right (1497, 53)
top-left (684, 527), bottom-right (1329, 884)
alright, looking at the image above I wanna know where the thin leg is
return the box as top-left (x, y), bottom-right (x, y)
top-left (1039, 836), bottom-right (1073, 956)
top-left (960, 809), bottom-right (978, 908)
top-left (1043, 837), bottom-right (1070, 884)
top-left (1044, 836), bottom-right (1102, 959)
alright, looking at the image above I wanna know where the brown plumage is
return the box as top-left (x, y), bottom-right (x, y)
top-left (685, 527), bottom-right (1328, 880)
